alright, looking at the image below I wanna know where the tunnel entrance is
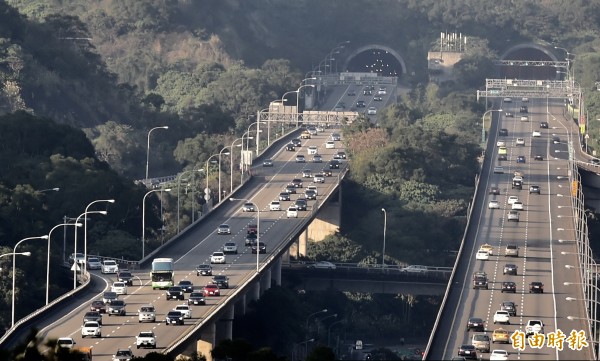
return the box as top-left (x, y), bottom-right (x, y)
top-left (344, 45), bottom-right (406, 78)
top-left (499, 44), bottom-right (560, 80)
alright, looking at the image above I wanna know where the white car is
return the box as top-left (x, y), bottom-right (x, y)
top-left (287, 206), bottom-right (298, 218)
top-left (81, 321), bottom-right (102, 338)
top-left (508, 196), bottom-right (519, 205)
top-left (488, 200), bottom-right (500, 209)
top-left (173, 304), bottom-right (192, 319)
top-left (308, 146), bottom-right (318, 155)
top-left (476, 249), bottom-right (490, 261)
top-left (325, 141), bottom-right (335, 149)
top-left (503, 97), bottom-right (512, 103)
top-left (512, 201), bottom-right (524, 210)
top-left (302, 169), bottom-right (313, 178)
top-left (522, 97), bottom-right (529, 102)
top-left (520, 116), bottom-right (529, 122)
top-left (101, 260), bottom-right (119, 274)
top-left (367, 107), bottom-right (377, 115)
top-left (210, 252), bottom-right (226, 264)
top-left (496, 141), bottom-right (505, 147)
top-left (532, 130), bottom-right (541, 137)
top-left (493, 310), bottom-right (511, 324)
top-left (56, 337), bottom-right (76, 349)
top-left (269, 201), bottom-right (281, 211)
top-left (313, 174), bottom-right (325, 183)
top-left (516, 138), bottom-right (525, 146)
top-left (86, 257), bottom-right (102, 270)
top-left (490, 350), bottom-right (509, 361)
top-left (311, 261), bottom-right (337, 269)
top-left (111, 282), bottom-right (128, 295)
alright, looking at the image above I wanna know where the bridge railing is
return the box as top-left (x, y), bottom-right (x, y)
top-left (166, 160), bottom-right (350, 356)
top-left (423, 127), bottom-right (488, 358)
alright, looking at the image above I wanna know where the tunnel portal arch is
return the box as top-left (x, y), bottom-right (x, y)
top-left (343, 44), bottom-right (407, 77)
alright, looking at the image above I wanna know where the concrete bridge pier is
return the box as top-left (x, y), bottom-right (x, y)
top-left (249, 281), bottom-right (260, 302)
top-left (234, 295), bottom-right (246, 316)
top-left (272, 258), bottom-right (282, 286)
top-left (196, 322), bottom-right (216, 361)
top-left (260, 269), bottom-right (271, 295)
top-left (216, 306), bottom-right (234, 342)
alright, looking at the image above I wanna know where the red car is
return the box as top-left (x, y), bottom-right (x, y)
top-left (203, 283), bottom-right (220, 297)
top-left (90, 300), bottom-right (106, 313)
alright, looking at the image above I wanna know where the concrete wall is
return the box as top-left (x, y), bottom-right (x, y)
top-left (427, 51), bottom-right (464, 83)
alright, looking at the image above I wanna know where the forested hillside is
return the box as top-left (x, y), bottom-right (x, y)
top-left (2, 0), bottom-right (600, 354)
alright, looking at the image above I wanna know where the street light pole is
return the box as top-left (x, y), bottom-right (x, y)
top-left (305, 309), bottom-right (328, 358)
top-left (230, 198), bottom-right (260, 272)
top-left (145, 126), bottom-right (169, 181)
top-left (12, 236), bottom-right (47, 327)
top-left (84, 199), bottom-right (115, 273)
top-left (481, 109), bottom-right (502, 145)
top-left (240, 132), bottom-right (254, 184)
top-left (218, 148), bottom-right (231, 203)
top-left (73, 210), bottom-right (106, 289)
top-left (46, 222), bottom-right (81, 305)
top-left (205, 154), bottom-right (219, 211)
top-left (381, 208), bottom-right (387, 270)
top-left (230, 137), bottom-right (244, 194)
top-left (142, 188), bottom-right (172, 259)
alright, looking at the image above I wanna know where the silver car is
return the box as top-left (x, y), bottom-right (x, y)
top-left (242, 202), bottom-right (256, 212)
top-left (507, 211), bottom-right (519, 222)
top-left (217, 224), bottom-right (231, 235)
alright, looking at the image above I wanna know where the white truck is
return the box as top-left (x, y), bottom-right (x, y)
top-left (526, 319), bottom-right (544, 337)
top-left (136, 331), bottom-right (156, 349)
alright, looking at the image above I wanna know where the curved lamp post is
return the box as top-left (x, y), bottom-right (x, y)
top-left (240, 132), bottom-right (254, 184)
top-left (218, 147), bottom-right (231, 203)
top-left (205, 153), bottom-right (220, 210)
top-left (84, 199), bottom-right (115, 271)
top-left (47, 222), bottom-right (81, 305)
top-left (282, 84), bottom-right (316, 127)
top-left (305, 309), bottom-right (327, 357)
top-left (142, 188), bottom-right (172, 259)
top-left (145, 126), bottom-right (169, 181)
top-left (12, 236), bottom-right (48, 327)
top-left (73, 210), bottom-right (107, 289)
top-left (230, 137), bottom-right (245, 193)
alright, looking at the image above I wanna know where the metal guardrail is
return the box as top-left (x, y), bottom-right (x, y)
top-left (0, 272), bottom-right (92, 346)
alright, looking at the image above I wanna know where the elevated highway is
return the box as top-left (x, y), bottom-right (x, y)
top-left (426, 97), bottom-right (595, 360)
top-left (1, 77), bottom-right (404, 359)
top-left (1, 125), bottom-right (348, 359)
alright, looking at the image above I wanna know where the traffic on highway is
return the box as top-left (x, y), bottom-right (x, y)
top-left (37, 126), bottom-right (349, 360)
top-left (430, 98), bottom-right (593, 360)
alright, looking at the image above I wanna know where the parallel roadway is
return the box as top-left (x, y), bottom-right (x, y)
top-left (434, 98), bottom-right (592, 360)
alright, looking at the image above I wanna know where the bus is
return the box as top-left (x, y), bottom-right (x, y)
top-left (151, 258), bottom-right (174, 289)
